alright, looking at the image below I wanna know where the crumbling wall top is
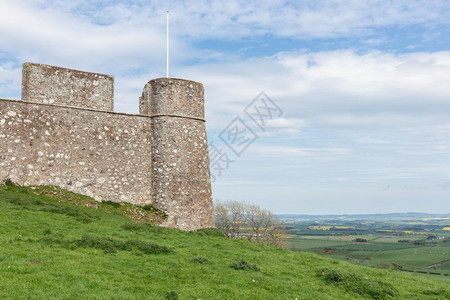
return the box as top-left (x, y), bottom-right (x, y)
top-left (21, 62), bottom-right (114, 111)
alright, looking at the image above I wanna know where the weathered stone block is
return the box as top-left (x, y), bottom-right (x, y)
top-left (22, 63), bottom-right (114, 111)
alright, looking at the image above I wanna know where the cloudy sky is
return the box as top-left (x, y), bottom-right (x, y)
top-left (1, 0), bottom-right (450, 214)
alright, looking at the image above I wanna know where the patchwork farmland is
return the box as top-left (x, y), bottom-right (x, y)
top-left (281, 213), bottom-right (450, 284)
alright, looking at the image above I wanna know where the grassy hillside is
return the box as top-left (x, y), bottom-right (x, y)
top-left (0, 185), bottom-right (448, 299)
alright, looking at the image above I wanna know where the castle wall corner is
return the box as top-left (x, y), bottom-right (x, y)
top-left (141, 78), bottom-right (214, 230)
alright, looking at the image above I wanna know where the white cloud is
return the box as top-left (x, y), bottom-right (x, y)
top-left (250, 118), bottom-right (307, 137)
top-left (0, 1), bottom-right (180, 73)
top-left (264, 118), bottom-right (306, 129)
top-left (0, 64), bottom-right (21, 98)
top-left (184, 50), bottom-right (450, 133)
top-left (1, 0), bottom-right (449, 73)
top-left (1, 0), bottom-right (450, 213)
top-left (247, 145), bottom-right (350, 158)
top-left (2, 1), bottom-right (450, 120)
top-left (72, 0), bottom-right (450, 40)
top-left (200, 49), bottom-right (450, 209)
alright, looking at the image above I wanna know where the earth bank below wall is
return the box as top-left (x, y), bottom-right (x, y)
top-left (0, 99), bottom-right (153, 205)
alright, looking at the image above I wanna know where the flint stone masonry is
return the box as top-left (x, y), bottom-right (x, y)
top-left (0, 99), bottom-right (152, 204)
top-left (140, 78), bottom-right (214, 229)
top-left (0, 63), bottom-right (214, 230)
top-left (22, 63), bottom-right (114, 111)
top-left (140, 78), bottom-right (204, 119)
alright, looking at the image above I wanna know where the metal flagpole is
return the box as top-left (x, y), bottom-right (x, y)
top-left (166, 11), bottom-right (169, 78)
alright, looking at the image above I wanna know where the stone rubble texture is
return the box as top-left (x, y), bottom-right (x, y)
top-left (140, 78), bottom-right (214, 230)
top-left (22, 63), bottom-right (114, 111)
top-left (0, 63), bottom-right (214, 230)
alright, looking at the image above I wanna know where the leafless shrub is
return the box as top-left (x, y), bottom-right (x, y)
top-left (214, 200), bottom-right (287, 247)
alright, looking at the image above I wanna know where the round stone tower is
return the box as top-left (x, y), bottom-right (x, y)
top-left (139, 78), bottom-right (214, 230)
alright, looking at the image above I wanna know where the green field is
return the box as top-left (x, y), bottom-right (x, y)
top-left (419, 273), bottom-right (450, 284)
top-left (330, 242), bottom-right (420, 252)
top-left (1, 184), bottom-right (449, 299)
top-left (290, 236), bottom-right (350, 249)
top-left (287, 230), bottom-right (450, 284)
top-left (294, 235), bottom-right (377, 242)
top-left (370, 236), bottom-right (426, 243)
top-left (368, 247), bottom-right (450, 270)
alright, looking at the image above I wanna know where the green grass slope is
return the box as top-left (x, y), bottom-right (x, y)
top-left (0, 185), bottom-right (448, 300)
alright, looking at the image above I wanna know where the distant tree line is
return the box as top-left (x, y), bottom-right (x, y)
top-left (352, 238), bottom-right (368, 243)
top-left (398, 235), bottom-right (443, 245)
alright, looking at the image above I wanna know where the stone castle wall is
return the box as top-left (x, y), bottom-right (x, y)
top-left (0, 99), bottom-right (153, 204)
top-left (140, 78), bottom-right (214, 229)
top-left (0, 63), bottom-right (214, 230)
top-left (22, 63), bottom-right (114, 111)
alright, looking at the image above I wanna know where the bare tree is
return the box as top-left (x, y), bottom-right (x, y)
top-left (227, 201), bottom-right (246, 238)
top-left (214, 201), bottom-right (232, 238)
top-left (267, 221), bottom-right (288, 248)
top-left (214, 200), bottom-right (287, 248)
top-left (245, 204), bottom-right (272, 243)
top-left (214, 200), bottom-right (245, 239)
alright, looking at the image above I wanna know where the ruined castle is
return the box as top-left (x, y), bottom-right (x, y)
top-left (0, 63), bottom-right (214, 230)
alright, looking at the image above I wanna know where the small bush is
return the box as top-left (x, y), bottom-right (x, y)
top-left (74, 236), bottom-right (126, 253)
top-left (73, 235), bottom-right (172, 255)
top-left (141, 204), bottom-right (157, 212)
top-left (8, 198), bottom-right (26, 206)
top-left (164, 291), bottom-right (178, 300)
top-left (195, 227), bottom-right (226, 238)
top-left (423, 288), bottom-right (449, 296)
top-left (141, 204), bottom-right (168, 219)
top-left (191, 257), bottom-right (211, 264)
top-left (33, 200), bottom-right (46, 206)
top-left (5, 178), bottom-right (16, 187)
top-left (41, 234), bottom-right (173, 255)
top-left (230, 259), bottom-right (261, 271)
top-left (41, 206), bottom-right (98, 223)
top-left (101, 201), bottom-right (121, 208)
top-left (9, 197), bottom-right (47, 207)
top-left (429, 272), bottom-right (441, 275)
top-left (40, 236), bottom-right (70, 248)
top-left (128, 240), bottom-right (173, 255)
top-left (318, 268), bottom-right (398, 299)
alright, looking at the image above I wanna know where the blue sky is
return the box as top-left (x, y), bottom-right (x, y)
top-left (1, 0), bottom-right (450, 214)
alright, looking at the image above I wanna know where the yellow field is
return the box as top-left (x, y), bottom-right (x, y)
top-left (308, 226), bottom-right (355, 230)
top-left (422, 217), bottom-right (450, 221)
top-left (309, 226), bottom-right (331, 230)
